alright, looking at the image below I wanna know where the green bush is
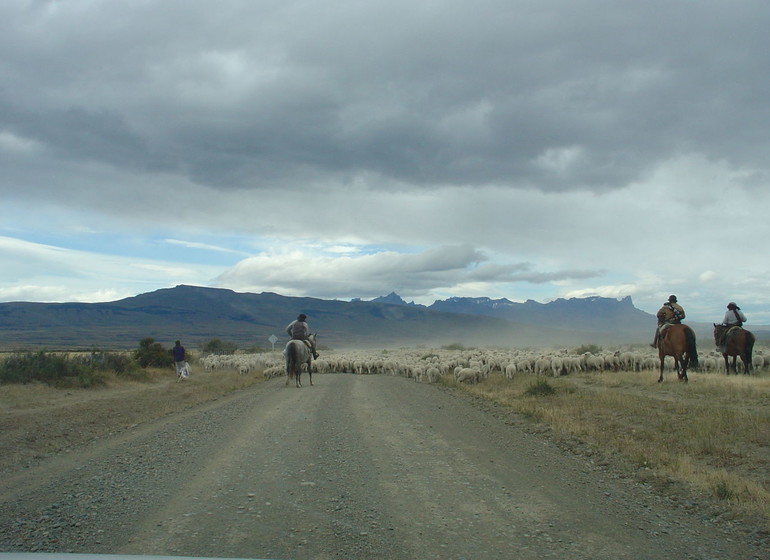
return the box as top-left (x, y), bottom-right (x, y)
top-left (201, 338), bottom-right (238, 355)
top-left (0, 351), bottom-right (82, 385)
top-left (93, 351), bottom-right (144, 379)
top-left (0, 351), bottom-right (101, 387)
top-left (0, 350), bottom-right (146, 387)
top-left (134, 337), bottom-right (170, 368)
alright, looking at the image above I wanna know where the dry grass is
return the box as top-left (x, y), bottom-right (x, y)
top-left (0, 364), bottom-right (266, 473)
top-left (447, 370), bottom-right (770, 528)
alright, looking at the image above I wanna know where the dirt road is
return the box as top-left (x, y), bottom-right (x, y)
top-left (0, 374), bottom-right (764, 559)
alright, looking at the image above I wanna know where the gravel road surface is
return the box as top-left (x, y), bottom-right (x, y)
top-left (0, 374), bottom-right (765, 559)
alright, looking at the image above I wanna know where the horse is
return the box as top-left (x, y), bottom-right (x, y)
top-left (657, 323), bottom-right (698, 383)
top-left (713, 324), bottom-right (754, 374)
top-left (284, 333), bottom-right (317, 388)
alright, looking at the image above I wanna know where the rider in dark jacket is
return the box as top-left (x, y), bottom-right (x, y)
top-left (651, 295), bottom-right (685, 348)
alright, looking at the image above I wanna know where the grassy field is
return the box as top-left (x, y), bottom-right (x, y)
top-left (444, 369), bottom-right (770, 530)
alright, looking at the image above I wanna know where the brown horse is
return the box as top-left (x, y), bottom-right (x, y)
top-left (658, 323), bottom-right (698, 383)
top-left (713, 324), bottom-right (754, 374)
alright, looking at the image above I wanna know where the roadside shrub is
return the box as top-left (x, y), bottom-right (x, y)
top-left (0, 351), bottom-right (90, 386)
top-left (134, 337), bottom-right (170, 368)
top-left (201, 338), bottom-right (238, 355)
top-left (0, 350), bottom-right (143, 387)
top-left (102, 352), bottom-right (137, 375)
top-left (0, 351), bottom-right (83, 385)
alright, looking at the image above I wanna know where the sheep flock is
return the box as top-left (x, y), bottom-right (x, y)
top-left (198, 343), bottom-right (769, 384)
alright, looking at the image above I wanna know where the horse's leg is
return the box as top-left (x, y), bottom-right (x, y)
top-left (722, 353), bottom-right (730, 375)
top-left (658, 357), bottom-right (664, 383)
top-left (740, 354), bottom-right (749, 375)
top-left (307, 360), bottom-right (313, 386)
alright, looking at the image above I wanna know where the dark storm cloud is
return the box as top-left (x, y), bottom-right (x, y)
top-left (468, 263), bottom-right (604, 284)
top-left (3, 1), bottom-right (769, 195)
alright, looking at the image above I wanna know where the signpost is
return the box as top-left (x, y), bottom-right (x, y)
top-left (268, 334), bottom-right (278, 351)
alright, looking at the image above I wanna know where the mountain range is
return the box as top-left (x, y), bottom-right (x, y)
top-left (0, 285), bottom-right (760, 351)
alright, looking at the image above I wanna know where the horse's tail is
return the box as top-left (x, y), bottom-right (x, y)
top-left (685, 326), bottom-right (699, 368)
top-left (745, 331), bottom-right (755, 369)
top-left (285, 341), bottom-right (299, 374)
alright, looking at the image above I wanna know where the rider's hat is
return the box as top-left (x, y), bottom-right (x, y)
top-left (297, 313), bottom-right (307, 321)
top-left (668, 295), bottom-right (677, 303)
top-left (727, 302), bottom-right (737, 309)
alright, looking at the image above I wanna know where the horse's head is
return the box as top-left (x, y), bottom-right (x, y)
top-left (713, 323), bottom-right (726, 341)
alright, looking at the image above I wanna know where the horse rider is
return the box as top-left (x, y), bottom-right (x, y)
top-left (722, 302), bottom-right (747, 328)
top-left (285, 313), bottom-right (319, 359)
top-left (651, 295), bottom-right (685, 348)
top-left (716, 302), bottom-right (747, 351)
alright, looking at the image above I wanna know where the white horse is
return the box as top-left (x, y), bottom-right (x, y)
top-left (284, 333), bottom-right (317, 387)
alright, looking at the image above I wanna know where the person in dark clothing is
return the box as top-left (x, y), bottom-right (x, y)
top-left (651, 295), bottom-right (685, 348)
top-left (172, 340), bottom-right (187, 377)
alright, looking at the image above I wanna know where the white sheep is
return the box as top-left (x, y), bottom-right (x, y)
top-left (454, 367), bottom-right (481, 384)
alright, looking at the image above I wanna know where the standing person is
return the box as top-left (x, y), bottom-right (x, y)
top-left (285, 313), bottom-right (319, 359)
top-left (651, 295), bottom-right (685, 348)
top-left (172, 340), bottom-right (187, 377)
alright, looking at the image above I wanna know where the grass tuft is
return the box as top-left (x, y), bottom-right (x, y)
top-left (524, 379), bottom-right (556, 396)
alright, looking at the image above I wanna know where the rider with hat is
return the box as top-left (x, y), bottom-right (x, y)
top-left (715, 302), bottom-right (747, 352)
top-left (722, 302), bottom-right (747, 327)
top-left (651, 295), bottom-right (685, 348)
top-left (285, 313), bottom-right (319, 359)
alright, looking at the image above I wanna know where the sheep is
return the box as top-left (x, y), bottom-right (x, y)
top-left (263, 365), bottom-right (284, 379)
top-left (454, 367), bottom-right (481, 384)
top-left (550, 356), bottom-right (565, 377)
top-left (534, 357), bottom-right (552, 376)
top-left (423, 367), bottom-right (441, 383)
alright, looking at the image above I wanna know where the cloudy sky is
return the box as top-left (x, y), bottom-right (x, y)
top-left (2, 0), bottom-right (769, 324)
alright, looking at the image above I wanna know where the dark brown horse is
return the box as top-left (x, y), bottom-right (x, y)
top-left (713, 324), bottom-right (754, 374)
top-left (658, 323), bottom-right (698, 383)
